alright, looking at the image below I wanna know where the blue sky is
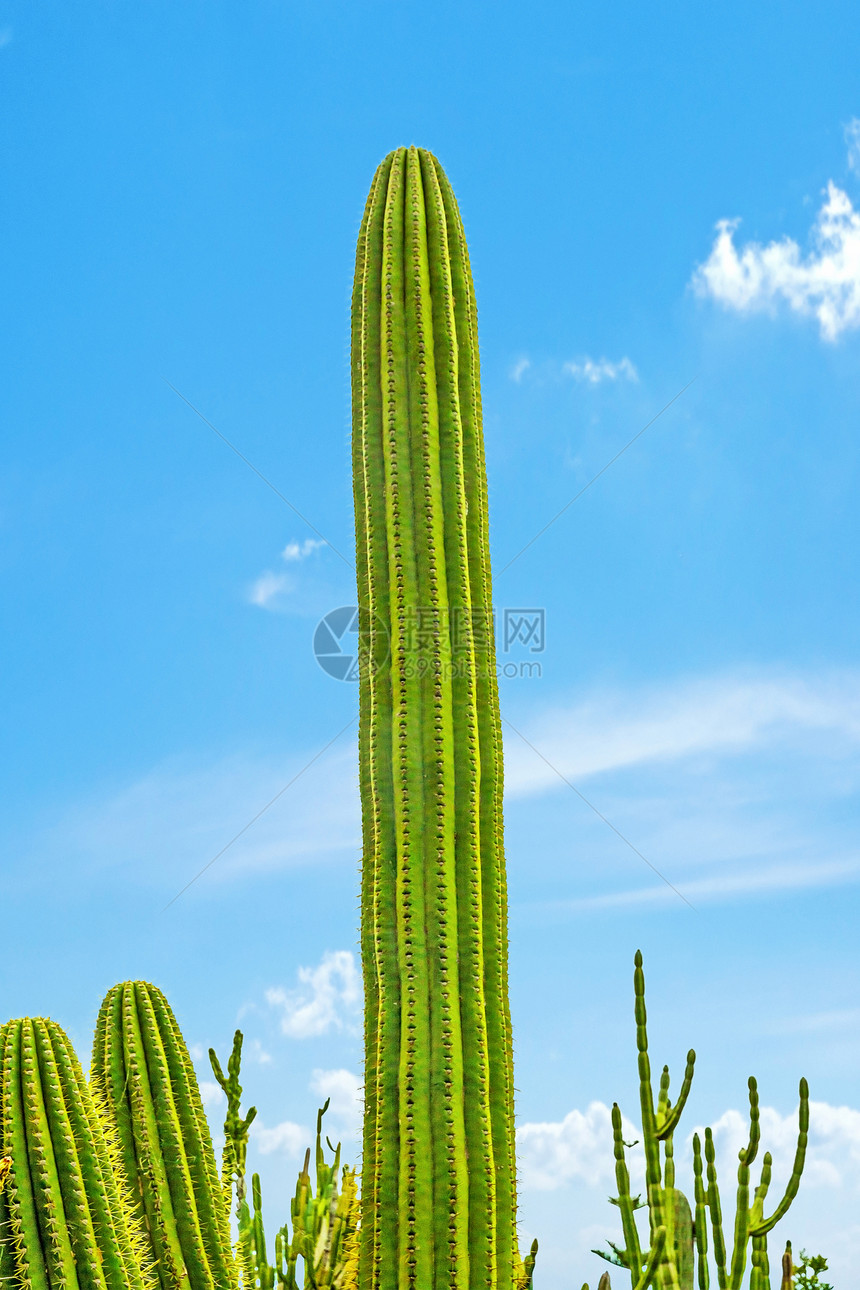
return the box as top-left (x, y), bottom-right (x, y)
top-left (2, 3), bottom-right (859, 1285)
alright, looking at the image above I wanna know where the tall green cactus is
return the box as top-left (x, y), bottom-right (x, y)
top-left (351, 145), bottom-right (530, 1290)
top-left (0, 1016), bottom-right (151, 1290)
top-left (90, 982), bottom-right (236, 1290)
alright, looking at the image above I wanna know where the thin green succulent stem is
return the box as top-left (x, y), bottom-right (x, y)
top-left (664, 1136), bottom-right (675, 1194)
top-left (657, 1054), bottom-right (696, 1141)
top-left (610, 1103), bottom-right (642, 1284)
top-left (633, 1228), bottom-right (668, 1290)
top-left (208, 1030), bottom-right (257, 1220)
top-left (748, 1081), bottom-right (808, 1237)
top-left (748, 1153), bottom-right (773, 1232)
top-left (352, 146), bottom-right (520, 1290)
top-left (692, 1136), bottom-right (709, 1290)
top-left (634, 954), bottom-right (666, 1255)
top-left (744, 1078), bottom-right (762, 1170)
top-left (727, 1077), bottom-right (761, 1290)
top-left (779, 1243), bottom-right (792, 1290)
top-left (704, 1131), bottom-right (727, 1290)
top-left (749, 1234), bottom-right (771, 1290)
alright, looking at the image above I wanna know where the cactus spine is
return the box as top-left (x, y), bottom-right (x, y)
top-left (90, 982), bottom-right (236, 1290)
top-left (0, 1016), bottom-right (151, 1290)
top-left (351, 146), bottom-right (523, 1290)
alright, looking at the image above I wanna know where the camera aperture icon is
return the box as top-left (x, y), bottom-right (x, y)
top-left (313, 606), bottom-right (389, 682)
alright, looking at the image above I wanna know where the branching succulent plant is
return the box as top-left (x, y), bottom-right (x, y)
top-left (584, 953), bottom-right (809, 1290)
top-left (351, 143), bottom-right (535, 1290)
top-left (208, 1030), bottom-right (359, 1290)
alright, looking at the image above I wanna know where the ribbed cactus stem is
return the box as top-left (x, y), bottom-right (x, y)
top-left (747, 1081), bottom-right (808, 1237)
top-left (0, 1016), bottom-right (151, 1290)
top-left (351, 145), bottom-right (520, 1290)
top-left (90, 982), bottom-right (236, 1290)
top-left (704, 1130), bottom-right (728, 1290)
top-left (692, 1136), bottom-right (710, 1290)
top-left (610, 1102), bottom-right (643, 1278)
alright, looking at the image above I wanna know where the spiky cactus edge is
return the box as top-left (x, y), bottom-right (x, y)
top-left (351, 145), bottom-right (534, 1290)
top-left (0, 1016), bottom-right (152, 1290)
top-left (91, 981), bottom-right (236, 1290)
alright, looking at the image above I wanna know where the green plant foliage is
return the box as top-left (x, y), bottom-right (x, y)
top-left (586, 953), bottom-right (809, 1290)
top-left (782, 1246), bottom-right (833, 1290)
top-left (0, 1015), bottom-right (152, 1290)
top-left (91, 982), bottom-right (236, 1290)
top-left (209, 1033), bottom-right (359, 1290)
top-left (351, 142), bottom-right (532, 1290)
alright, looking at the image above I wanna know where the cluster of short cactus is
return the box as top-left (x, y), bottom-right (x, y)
top-left (583, 952), bottom-right (809, 1290)
top-left (0, 987), bottom-right (358, 1290)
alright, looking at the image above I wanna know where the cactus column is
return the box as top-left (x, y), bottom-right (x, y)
top-left (352, 146), bottom-right (520, 1290)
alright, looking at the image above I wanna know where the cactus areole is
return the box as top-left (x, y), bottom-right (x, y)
top-left (351, 146), bottom-right (523, 1290)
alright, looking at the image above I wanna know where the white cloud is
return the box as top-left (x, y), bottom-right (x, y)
top-left (252, 1118), bottom-right (309, 1157)
top-left (282, 538), bottom-right (327, 562)
top-left (248, 570), bottom-right (293, 608)
top-left (692, 181), bottom-right (860, 341)
top-left (845, 118), bottom-right (860, 175)
top-left (563, 356), bottom-right (638, 384)
top-left (517, 1101), bottom-right (643, 1191)
top-left (266, 950), bottom-right (362, 1039)
top-left (248, 537), bottom-right (328, 610)
top-left (248, 1038), bottom-right (272, 1065)
top-left (198, 1079), bottom-right (226, 1112)
top-left (686, 1100), bottom-right (860, 1196)
top-left (510, 357), bottom-right (531, 382)
top-left (504, 669), bottom-right (860, 799)
top-left (309, 1067), bottom-right (363, 1139)
top-left (519, 1097), bottom-right (860, 1199)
